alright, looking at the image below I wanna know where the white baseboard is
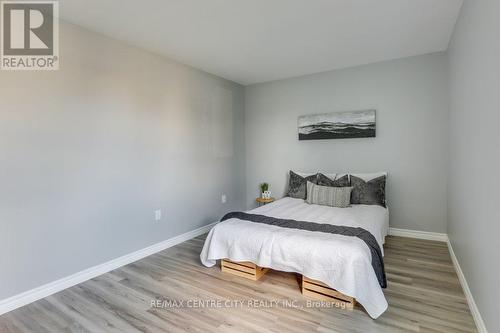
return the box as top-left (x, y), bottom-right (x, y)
top-left (0, 221), bottom-right (217, 316)
top-left (447, 240), bottom-right (488, 333)
top-left (388, 227), bottom-right (448, 242)
top-left (389, 227), bottom-right (487, 333)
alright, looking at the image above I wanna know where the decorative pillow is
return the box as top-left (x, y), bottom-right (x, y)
top-left (296, 171), bottom-right (319, 178)
top-left (318, 172), bottom-right (337, 180)
top-left (317, 173), bottom-right (350, 187)
top-left (350, 175), bottom-right (386, 207)
top-left (350, 172), bottom-right (387, 181)
top-left (306, 181), bottom-right (352, 208)
top-left (297, 172), bottom-right (336, 180)
top-left (287, 171), bottom-right (317, 199)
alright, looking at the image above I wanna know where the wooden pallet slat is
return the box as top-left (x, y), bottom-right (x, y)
top-left (301, 275), bottom-right (356, 309)
top-left (221, 259), bottom-right (269, 281)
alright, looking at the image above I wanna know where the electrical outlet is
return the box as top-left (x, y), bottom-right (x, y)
top-left (155, 209), bottom-right (162, 221)
top-left (221, 194), bottom-right (227, 204)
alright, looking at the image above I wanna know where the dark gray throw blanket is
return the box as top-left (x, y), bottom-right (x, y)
top-left (221, 212), bottom-right (387, 288)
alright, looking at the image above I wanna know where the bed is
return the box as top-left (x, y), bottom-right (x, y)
top-left (200, 196), bottom-right (389, 319)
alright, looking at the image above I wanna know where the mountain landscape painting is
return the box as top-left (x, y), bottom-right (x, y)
top-left (298, 110), bottom-right (376, 140)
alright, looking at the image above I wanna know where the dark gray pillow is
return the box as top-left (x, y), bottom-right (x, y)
top-left (317, 173), bottom-right (350, 187)
top-left (350, 175), bottom-right (386, 207)
top-left (287, 171), bottom-right (317, 199)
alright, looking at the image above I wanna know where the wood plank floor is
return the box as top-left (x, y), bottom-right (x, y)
top-left (0, 235), bottom-right (478, 333)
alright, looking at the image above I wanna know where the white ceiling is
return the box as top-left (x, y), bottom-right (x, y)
top-left (59, 0), bottom-right (463, 85)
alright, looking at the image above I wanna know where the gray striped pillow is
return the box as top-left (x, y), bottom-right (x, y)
top-left (306, 181), bottom-right (352, 208)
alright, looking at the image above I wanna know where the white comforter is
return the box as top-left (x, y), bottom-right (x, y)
top-left (200, 197), bottom-right (389, 318)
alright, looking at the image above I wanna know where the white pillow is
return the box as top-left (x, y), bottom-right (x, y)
top-left (335, 173), bottom-right (348, 180)
top-left (350, 172), bottom-right (387, 181)
top-left (318, 172), bottom-right (336, 180)
top-left (296, 171), bottom-right (337, 180)
top-left (295, 171), bottom-right (316, 178)
top-left (306, 181), bottom-right (353, 208)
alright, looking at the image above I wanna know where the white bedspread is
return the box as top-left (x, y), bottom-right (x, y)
top-left (200, 197), bottom-right (389, 318)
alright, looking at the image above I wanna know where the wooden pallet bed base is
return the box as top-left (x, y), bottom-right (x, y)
top-left (301, 276), bottom-right (356, 309)
top-left (220, 260), bottom-right (355, 309)
top-left (221, 259), bottom-right (269, 281)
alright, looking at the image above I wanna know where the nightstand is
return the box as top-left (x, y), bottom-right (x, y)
top-left (256, 197), bottom-right (275, 206)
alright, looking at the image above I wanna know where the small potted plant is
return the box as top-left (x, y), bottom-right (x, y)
top-left (260, 183), bottom-right (270, 199)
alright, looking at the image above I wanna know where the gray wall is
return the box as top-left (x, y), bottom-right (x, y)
top-left (0, 22), bottom-right (246, 300)
top-left (245, 53), bottom-right (449, 233)
top-left (447, 0), bottom-right (500, 331)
